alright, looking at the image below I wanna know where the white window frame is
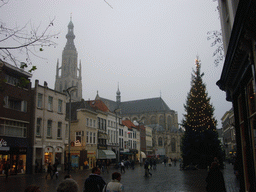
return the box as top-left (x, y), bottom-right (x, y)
top-left (58, 99), bottom-right (63, 113)
top-left (37, 93), bottom-right (43, 108)
top-left (57, 122), bottom-right (62, 138)
top-left (36, 118), bottom-right (42, 136)
top-left (47, 120), bottom-right (52, 137)
top-left (48, 96), bottom-right (53, 111)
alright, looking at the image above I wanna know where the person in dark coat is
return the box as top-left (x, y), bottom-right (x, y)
top-left (206, 162), bottom-right (226, 192)
top-left (45, 163), bottom-right (53, 180)
top-left (83, 167), bottom-right (106, 192)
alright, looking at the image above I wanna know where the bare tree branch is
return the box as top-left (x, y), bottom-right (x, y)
top-left (104, 0), bottom-right (113, 9)
top-left (0, 17), bottom-right (59, 68)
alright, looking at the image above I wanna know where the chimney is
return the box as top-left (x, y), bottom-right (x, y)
top-left (44, 81), bottom-right (48, 87)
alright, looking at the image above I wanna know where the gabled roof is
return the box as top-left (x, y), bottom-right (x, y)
top-left (120, 97), bottom-right (171, 115)
top-left (88, 100), bottom-right (109, 113)
top-left (122, 119), bottom-right (136, 129)
top-left (98, 96), bottom-right (172, 115)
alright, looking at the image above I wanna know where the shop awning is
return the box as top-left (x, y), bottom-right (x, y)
top-left (120, 152), bottom-right (132, 155)
top-left (98, 150), bottom-right (116, 159)
top-left (141, 151), bottom-right (146, 159)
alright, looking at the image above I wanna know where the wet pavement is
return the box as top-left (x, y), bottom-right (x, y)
top-left (1, 162), bottom-right (240, 192)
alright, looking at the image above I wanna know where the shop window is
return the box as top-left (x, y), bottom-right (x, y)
top-left (57, 122), bottom-right (62, 138)
top-left (36, 118), bottom-right (42, 136)
top-left (47, 120), bottom-right (52, 137)
top-left (37, 93), bottom-right (43, 108)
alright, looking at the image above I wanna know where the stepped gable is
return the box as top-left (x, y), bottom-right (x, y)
top-left (120, 97), bottom-right (171, 115)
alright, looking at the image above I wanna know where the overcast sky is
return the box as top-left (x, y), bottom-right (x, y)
top-left (1, 0), bottom-right (232, 126)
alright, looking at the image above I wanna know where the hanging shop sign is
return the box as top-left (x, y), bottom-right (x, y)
top-left (0, 138), bottom-right (10, 151)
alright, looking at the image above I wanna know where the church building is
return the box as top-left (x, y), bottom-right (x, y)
top-left (54, 17), bottom-right (82, 101)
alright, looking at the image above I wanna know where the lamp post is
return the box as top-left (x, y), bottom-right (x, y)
top-left (114, 108), bottom-right (120, 163)
top-left (64, 86), bottom-right (77, 174)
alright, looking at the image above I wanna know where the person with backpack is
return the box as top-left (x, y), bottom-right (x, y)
top-left (83, 167), bottom-right (106, 192)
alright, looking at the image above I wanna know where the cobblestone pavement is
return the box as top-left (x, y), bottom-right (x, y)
top-left (0, 162), bottom-right (240, 192)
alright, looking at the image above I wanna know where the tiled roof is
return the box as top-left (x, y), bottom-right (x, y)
top-left (88, 100), bottom-right (109, 112)
top-left (122, 119), bottom-right (136, 129)
top-left (99, 97), bottom-right (173, 115)
top-left (120, 97), bottom-right (171, 115)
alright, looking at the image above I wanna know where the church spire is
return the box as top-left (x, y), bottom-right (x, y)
top-left (65, 15), bottom-right (76, 50)
top-left (116, 83), bottom-right (121, 104)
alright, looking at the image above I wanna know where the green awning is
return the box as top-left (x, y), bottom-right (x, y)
top-left (98, 150), bottom-right (116, 159)
top-left (120, 152), bottom-right (132, 155)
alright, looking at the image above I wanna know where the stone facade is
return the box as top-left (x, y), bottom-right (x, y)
top-left (32, 80), bottom-right (68, 173)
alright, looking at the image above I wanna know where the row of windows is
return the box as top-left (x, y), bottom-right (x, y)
top-left (86, 118), bottom-right (96, 128)
top-left (108, 120), bottom-right (116, 128)
top-left (37, 93), bottom-right (63, 113)
top-left (98, 117), bottom-right (106, 131)
top-left (36, 118), bottom-right (68, 139)
top-left (0, 120), bottom-right (27, 138)
top-left (4, 96), bottom-right (27, 112)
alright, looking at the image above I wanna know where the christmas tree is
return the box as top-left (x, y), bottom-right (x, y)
top-left (181, 57), bottom-right (224, 169)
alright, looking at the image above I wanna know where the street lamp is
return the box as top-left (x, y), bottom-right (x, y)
top-left (64, 86), bottom-right (77, 174)
top-left (114, 108), bottom-right (121, 163)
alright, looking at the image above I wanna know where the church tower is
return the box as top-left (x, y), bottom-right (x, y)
top-left (55, 16), bottom-right (82, 101)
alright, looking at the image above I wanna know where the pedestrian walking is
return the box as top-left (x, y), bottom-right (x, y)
top-left (163, 158), bottom-right (167, 167)
top-left (102, 160), bottom-right (106, 174)
top-left (206, 162), bottom-right (226, 192)
top-left (152, 159), bottom-right (157, 170)
top-left (4, 160), bottom-right (10, 180)
top-left (120, 160), bottom-right (125, 173)
top-left (83, 167), bottom-right (106, 192)
top-left (144, 159), bottom-right (152, 177)
top-left (24, 184), bottom-right (41, 192)
top-left (174, 158), bottom-right (177, 166)
top-left (57, 178), bottom-right (79, 192)
top-left (168, 158), bottom-right (172, 167)
top-left (106, 160), bottom-right (110, 173)
top-left (103, 172), bottom-right (124, 192)
top-left (52, 162), bottom-right (58, 179)
top-left (45, 163), bottom-right (53, 180)
top-left (149, 159), bottom-right (153, 170)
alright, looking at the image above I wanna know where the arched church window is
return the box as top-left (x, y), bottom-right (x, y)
top-left (150, 116), bottom-right (157, 124)
top-left (167, 116), bottom-right (172, 129)
top-left (158, 137), bottom-right (163, 146)
top-left (159, 115), bottom-right (164, 128)
top-left (171, 138), bottom-right (176, 152)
